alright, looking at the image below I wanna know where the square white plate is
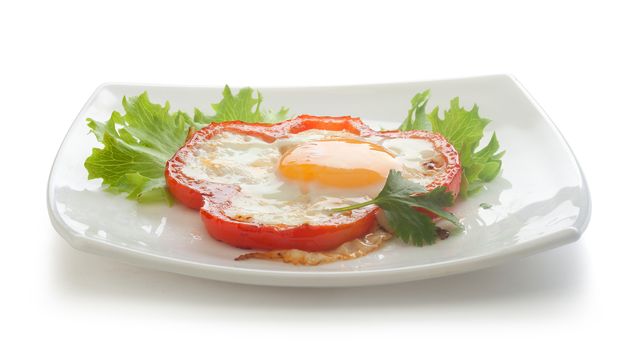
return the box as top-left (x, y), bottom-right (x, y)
top-left (47, 75), bottom-right (590, 287)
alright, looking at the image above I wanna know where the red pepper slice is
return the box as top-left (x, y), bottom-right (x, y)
top-left (165, 115), bottom-right (461, 251)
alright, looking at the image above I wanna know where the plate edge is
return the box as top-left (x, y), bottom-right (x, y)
top-left (504, 75), bottom-right (592, 237)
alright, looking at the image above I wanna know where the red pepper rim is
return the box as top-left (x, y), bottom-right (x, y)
top-left (165, 115), bottom-right (461, 251)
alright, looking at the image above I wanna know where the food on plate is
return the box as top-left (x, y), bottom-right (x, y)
top-left (84, 86), bottom-right (504, 265)
top-left (165, 115), bottom-right (461, 251)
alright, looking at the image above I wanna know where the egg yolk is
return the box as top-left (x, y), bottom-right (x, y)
top-left (278, 138), bottom-right (402, 188)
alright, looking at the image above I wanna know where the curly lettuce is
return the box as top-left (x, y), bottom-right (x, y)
top-left (84, 86), bottom-right (290, 203)
top-left (399, 90), bottom-right (504, 197)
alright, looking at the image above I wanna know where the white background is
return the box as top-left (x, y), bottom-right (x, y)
top-left (1, 0), bottom-right (626, 349)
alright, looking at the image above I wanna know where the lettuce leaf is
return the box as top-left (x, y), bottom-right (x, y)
top-left (399, 90), bottom-right (431, 131)
top-left (194, 86), bottom-right (290, 126)
top-left (399, 90), bottom-right (504, 197)
top-left (85, 86), bottom-right (290, 203)
top-left (84, 93), bottom-right (191, 203)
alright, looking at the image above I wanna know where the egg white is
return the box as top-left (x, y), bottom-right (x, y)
top-left (181, 129), bottom-right (444, 226)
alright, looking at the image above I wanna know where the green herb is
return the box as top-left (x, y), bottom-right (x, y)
top-left (479, 203), bottom-right (493, 209)
top-left (332, 170), bottom-right (462, 246)
top-left (84, 86), bottom-right (289, 203)
top-left (399, 90), bottom-right (504, 197)
top-left (194, 86), bottom-right (290, 126)
top-left (399, 90), bottom-right (431, 131)
top-left (84, 93), bottom-right (192, 203)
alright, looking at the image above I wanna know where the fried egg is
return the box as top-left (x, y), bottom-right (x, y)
top-left (180, 129), bottom-right (448, 226)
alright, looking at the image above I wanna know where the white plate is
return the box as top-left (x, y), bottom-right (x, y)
top-left (47, 75), bottom-right (591, 287)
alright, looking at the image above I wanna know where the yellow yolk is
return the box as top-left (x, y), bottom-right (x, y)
top-left (278, 138), bottom-right (402, 188)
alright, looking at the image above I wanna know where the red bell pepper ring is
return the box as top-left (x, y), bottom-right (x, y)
top-left (165, 115), bottom-right (461, 251)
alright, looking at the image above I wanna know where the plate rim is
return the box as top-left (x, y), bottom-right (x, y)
top-left (47, 74), bottom-right (592, 287)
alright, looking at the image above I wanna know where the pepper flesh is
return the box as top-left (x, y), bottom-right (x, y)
top-left (165, 115), bottom-right (461, 251)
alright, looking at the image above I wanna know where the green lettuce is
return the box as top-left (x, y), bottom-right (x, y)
top-left (84, 86), bottom-right (290, 203)
top-left (194, 86), bottom-right (290, 126)
top-left (399, 90), bottom-right (504, 197)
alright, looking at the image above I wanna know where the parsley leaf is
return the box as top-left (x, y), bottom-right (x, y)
top-left (85, 86), bottom-right (290, 204)
top-left (399, 90), bottom-right (504, 197)
top-left (383, 203), bottom-right (437, 245)
top-left (332, 170), bottom-right (461, 246)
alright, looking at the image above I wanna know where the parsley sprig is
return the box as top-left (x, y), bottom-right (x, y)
top-left (332, 170), bottom-right (462, 246)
